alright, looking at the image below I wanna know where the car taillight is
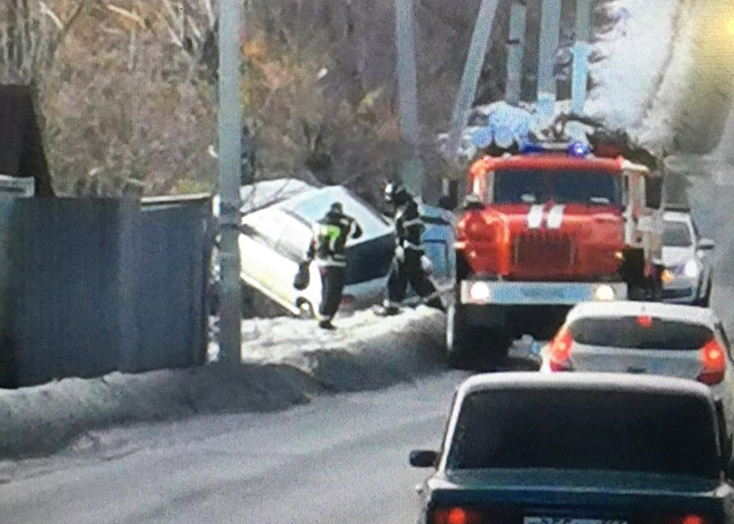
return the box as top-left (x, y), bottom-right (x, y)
top-left (431, 507), bottom-right (483, 524)
top-left (340, 294), bottom-right (355, 305)
top-left (548, 325), bottom-right (573, 371)
top-left (679, 517), bottom-right (712, 524)
top-left (646, 515), bottom-right (714, 524)
top-left (698, 338), bottom-right (726, 385)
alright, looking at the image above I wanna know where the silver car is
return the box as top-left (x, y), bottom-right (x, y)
top-left (662, 209), bottom-right (715, 305)
top-left (239, 184), bottom-right (394, 317)
top-left (541, 301), bottom-right (734, 439)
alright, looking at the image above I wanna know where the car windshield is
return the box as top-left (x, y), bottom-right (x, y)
top-left (664, 221), bottom-right (693, 247)
top-left (569, 316), bottom-right (714, 350)
top-left (446, 389), bottom-right (720, 478)
top-left (493, 169), bottom-right (621, 205)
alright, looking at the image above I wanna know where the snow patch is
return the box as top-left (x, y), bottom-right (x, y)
top-left (634, 0), bottom-right (698, 152)
top-left (439, 100), bottom-right (573, 160)
top-left (0, 308), bottom-right (446, 460)
top-left (586, 0), bottom-right (681, 131)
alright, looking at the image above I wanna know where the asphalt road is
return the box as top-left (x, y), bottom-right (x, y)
top-left (0, 372), bottom-right (468, 524)
top-left (676, 160), bottom-right (734, 331)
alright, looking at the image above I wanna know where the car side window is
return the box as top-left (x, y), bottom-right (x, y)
top-left (247, 212), bottom-right (286, 250)
top-left (275, 222), bottom-right (311, 263)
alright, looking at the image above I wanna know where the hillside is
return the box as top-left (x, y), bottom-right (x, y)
top-left (2, 0), bottom-right (621, 203)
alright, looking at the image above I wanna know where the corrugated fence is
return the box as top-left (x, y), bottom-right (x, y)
top-left (0, 195), bottom-right (213, 388)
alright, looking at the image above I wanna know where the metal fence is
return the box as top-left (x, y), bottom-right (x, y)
top-left (0, 195), bottom-right (213, 388)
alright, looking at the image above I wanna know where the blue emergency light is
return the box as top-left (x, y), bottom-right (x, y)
top-left (519, 141), bottom-right (591, 157)
top-left (567, 141), bottom-right (591, 157)
top-left (519, 142), bottom-right (546, 154)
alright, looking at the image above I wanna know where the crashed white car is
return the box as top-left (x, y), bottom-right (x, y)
top-left (661, 209), bottom-right (715, 306)
top-left (239, 182), bottom-right (394, 317)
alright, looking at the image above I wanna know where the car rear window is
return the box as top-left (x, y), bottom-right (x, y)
top-left (446, 389), bottom-right (720, 478)
top-left (569, 317), bottom-right (714, 350)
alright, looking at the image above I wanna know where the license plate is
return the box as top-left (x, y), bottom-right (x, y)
top-left (525, 518), bottom-right (627, 524)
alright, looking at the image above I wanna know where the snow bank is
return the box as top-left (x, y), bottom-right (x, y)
top-left (586, 0), bottom-right (682, 132)
top-left (0, 308), bottom-right (446, 460)
top-left (438, 100), bottom-right (573, 160)
top-left (634, 0), bottom-right (699, 152)
top-left (440, 0), bottom-right (685, 157)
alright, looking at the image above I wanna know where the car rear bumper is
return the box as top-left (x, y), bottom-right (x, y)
top-left (662, 287), bottom-right (697, 303)
top-left (460, 280), bottom-right (628, 306)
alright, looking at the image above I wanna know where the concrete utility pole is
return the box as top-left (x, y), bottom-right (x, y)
top-left (394, 0), bottom-right (425, 198)
top-left (569, 0), bottom-right (593, 140)
top-left (536, 0), bottom-right (562, 129)
top-left (217, 0), bottom-right (243, 365)
top-left (505, 2), bottom-right (527, 106)
top-left (445, 0), bottom-right (501, 172)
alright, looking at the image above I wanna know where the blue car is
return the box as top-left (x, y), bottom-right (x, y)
top-left (410, 373), bottom-right (734, 524)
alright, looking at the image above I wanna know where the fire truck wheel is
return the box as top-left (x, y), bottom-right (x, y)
top-left (446, 304), bottom-right (474, 369)
top-left (481, 329), bottom-right (512, 365)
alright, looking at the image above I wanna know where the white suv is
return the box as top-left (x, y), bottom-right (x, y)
top-left (662, 209), bottom-right (715, 306)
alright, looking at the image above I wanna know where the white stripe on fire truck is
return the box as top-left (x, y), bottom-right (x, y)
top-left (546, 205), bottom-right (566, 229)
top-left (527, 205), bottom-right (544, 229)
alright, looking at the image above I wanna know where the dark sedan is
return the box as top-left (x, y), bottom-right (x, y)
top-left (411, 373), bottom-right (734, 524)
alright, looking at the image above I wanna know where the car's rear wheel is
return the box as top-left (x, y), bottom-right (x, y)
top-left (297, 299), bottom-right (315, 319)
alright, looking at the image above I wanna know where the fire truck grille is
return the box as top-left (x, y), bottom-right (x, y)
top-left (513, 230), bottom-right (575, 271)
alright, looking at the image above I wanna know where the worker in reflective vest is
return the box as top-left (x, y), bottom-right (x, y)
top-left (306, 202), bottom-right (363, 329)
top-left (381, 182), bottom-right (444, 315)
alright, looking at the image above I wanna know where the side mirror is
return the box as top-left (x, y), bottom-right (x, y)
top-left (462, 194), bottom-right (485, 212)
top-left (698, 238), bottom-right (715, 251)
top-left (409, 449), bottom-right (439, 468)
top-left (645, 176), bottom-right (663, 210)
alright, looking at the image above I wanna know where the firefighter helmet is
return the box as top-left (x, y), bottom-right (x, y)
top-left (384, 182), bottom-right (410, 206)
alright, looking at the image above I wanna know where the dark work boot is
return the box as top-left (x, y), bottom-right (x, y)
top-left (426, 297), bottom-right (446, 313)
top-left (318, 319), bottom-right (336, 330)
top-left (375, 301), bottom-right (401, 317)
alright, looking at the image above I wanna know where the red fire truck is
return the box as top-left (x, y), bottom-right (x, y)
top-left (448, 140), bottom-right (665, 368)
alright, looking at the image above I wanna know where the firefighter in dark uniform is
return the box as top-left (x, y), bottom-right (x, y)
top-left (381, 182), bottom-right (444, 315)
top-left (306, 202), bottom-right (363, 329)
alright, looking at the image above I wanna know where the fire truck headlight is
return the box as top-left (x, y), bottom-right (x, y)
top-left (468, 282), bottom-right (492, 303)
top-left (683, 259), bottom-right (701, 279)
top-left (594, 285), bottom-right (616, 302)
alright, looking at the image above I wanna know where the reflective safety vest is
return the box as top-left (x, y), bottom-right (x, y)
top-left (307, 211), bottom-right (362, 267)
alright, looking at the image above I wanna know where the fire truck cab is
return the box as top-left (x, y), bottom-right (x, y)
top-left (448, 141), bottom-right (664, 368)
